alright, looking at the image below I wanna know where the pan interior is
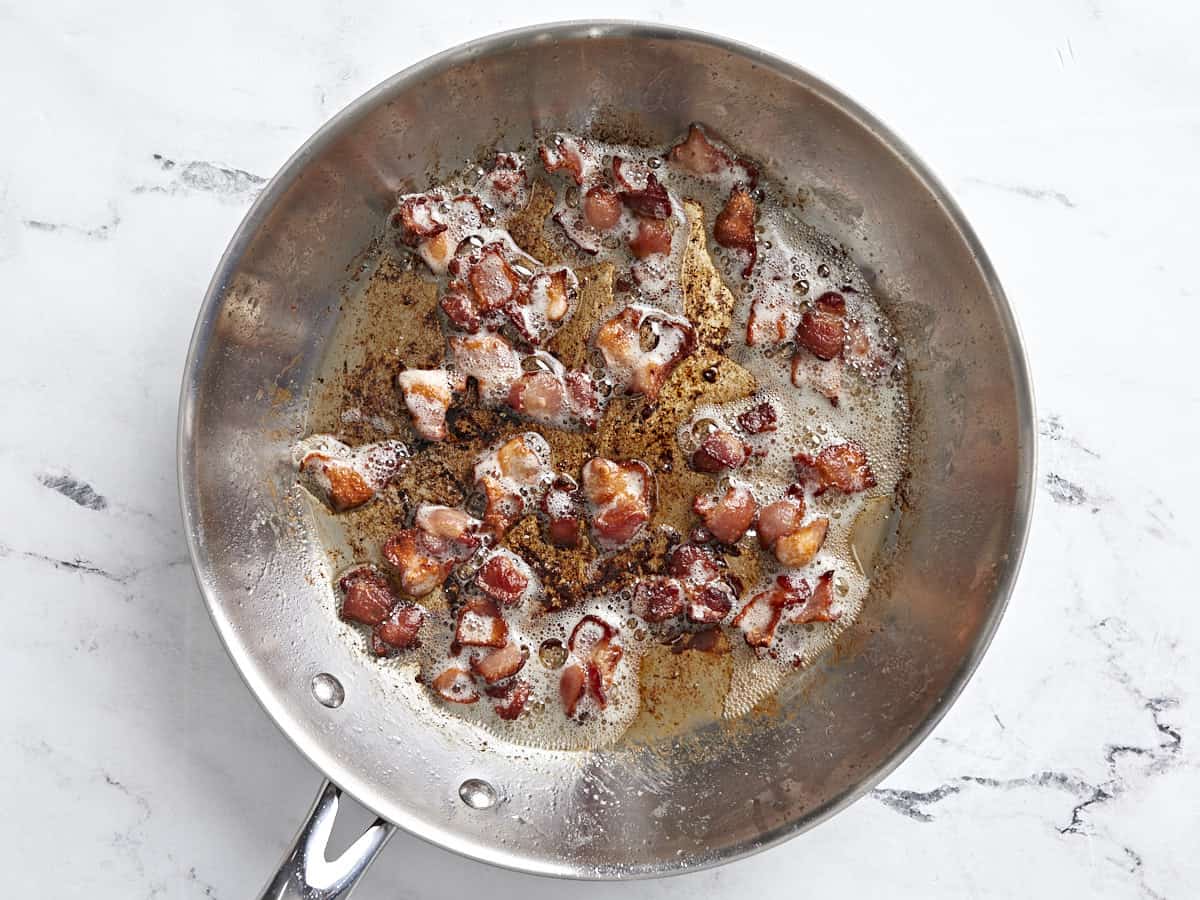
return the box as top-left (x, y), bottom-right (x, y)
top-left (180, 23), bottom-right (1033, 878)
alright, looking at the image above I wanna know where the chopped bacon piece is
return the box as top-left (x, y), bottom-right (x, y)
top-left (693, 485), bottom-right (758, 545)
top-left (507, 367), bottom-right (602, 430)
top-left (490, 679), bottom-right (532, 720)
top-left (560, 663), bottom-right (586, 716)
top-left (455, 597), bottom-right (508, 648)
top-left (745, 279), bottom-right (795, 347)
top-left (731, 589), bottom-right (782, 647)
top-left (587, 635), bottom-right (623, 707)
top-left (476, 554), bottom-right (530, 606)
top-left (508, 371), bottom-right (564, 420)
top-left (394, 194), bottom-right (446, 244)
top-left (449, 333), bottom-right (521, 405)
top-left (414, 504), bottom-right (480, 543)
top-left (530, 269), bottom-right (572, 323)
top-left (675, 626), bottom-right (732, 655)
top-left (581, 457), bottom-right (654, 548)
top-left (794, 442), bottom-right (877, 495)
top-left (668, 124), bottom-right (730, 175)
top-left (691, 430), bottom-right (750, 473)
top-left (737, 401), bottom-right (778, 434)
top-left (568, 616), bottom-right (625, 708)
top-left (302, 456), bottom-right (376, 512)
top-left (538, 136), bottom-right (587, 184)
top-left (440, 285), bottom-right (481, 332)
top-left (774, 518), bottom-right (829, 568)
top-left (667, 544), bottom-right (722, 585)
top-left (431, 667), bottom-right (479, 704)
top-left (618, 172), bottom-right (672, 220)
top-left (397, 369), bottom-right (464, 441)
top-left (477, 152), bottom-right (527, 209)
top-left (688, 582), bottom-right (735, 624)
top-left (297, 439), bottom-right (408, 513)
top-left (631, 577), bottom-right (686, 622)
top-left (788, 570), bottom-right (838, 624)
top-left (791, 352), bottom-right (841, 406)
top-left (338, 567), bottom-right (398, 627)
top-left (382, 529), bottom-right (454, 598)
top-left (475, 434), bottom-right (552, 537)
top-left (467, 247), bottom-right (520, 312)
top-left (478, 474), bottom-right (523, 537)
top-left (756, 491), bottom-right (806, 550)
top-left (713, 187), bottom-right (757, 276)
top-left (666, 543), bottom-right (736, 623)
top-left (795, 292), bottom-right (848, 361)
top-left (629, 216), bottom-right (674, 258)
top-left (373, 603), bottom-right (424, 652)
top-left (470, 641), bottom-right (527, 684)
top-left (583, 185), bottom-right (622, 230)
top-left (541, 474), bottom-right (582, 548)
top-left (595, 305), bottom-right (696, 401)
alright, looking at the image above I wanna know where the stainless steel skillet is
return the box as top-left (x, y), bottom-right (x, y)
top-left (178, 20), bottom-right (1035, 897)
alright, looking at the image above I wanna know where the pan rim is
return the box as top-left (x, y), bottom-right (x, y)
top-left (177, 18), bottom-right (1036, 880)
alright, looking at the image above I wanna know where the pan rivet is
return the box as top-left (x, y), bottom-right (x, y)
top-left (458, 778), bottom-right (497, 810)
top-left (311, 673), bottom-right (345, 708)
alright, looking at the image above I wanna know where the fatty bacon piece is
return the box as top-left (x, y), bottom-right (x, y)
top-left (793, 441), bottom-right (877, 496)
top-left (561, 615), bottom-right (624, 715)
top-left (541, 474), bottom-right (583, 548)
top-left (474, 433), bottom-right (554, 538)
top-left (296, 436), bottom-right (409, 512)
top-left (731, 571), bottom-right (838, 648)
top-left (473, 152), bottom-right (528, 214)
top-left (667, 544), bottom-right (736, 624)
top-left (455, 597), bottom-right (508, 649)
top-left (691, 429), bottom-right (750, 474)
top-left (713, 186), bottom-right (758, 277)
top-left (382, 505), bottom-right (482, 598)
top-left (757, 487), bottom-right (830, 568)
top-left (581, 457), bottom-right (655, 549)
top-left (396, 369), bottom-right (465, 442)
top-left (507, 355), bottom-right (604, 431)
top-left (595, 304), bottom-right (696, 402)
top-left (393, 191), bottom-right (488, 274)
top-left (475, 551), bottom-right (532, 607)
top-left (667, 124), bottom-right (757, 187)
top-left (440, 242), bottom-right (578, 346)
top-left (538, 133), bottom-right (595, 185)
top-left (448, 332), bottom-right (522, 407)
top-left (693, 485), bottom-right (758, 546)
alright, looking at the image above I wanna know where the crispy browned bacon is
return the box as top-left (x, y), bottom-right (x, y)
top-left (756, 491), bottom-right (806, 550)
top-left (774, 518), bottom-right (829, 568)
top-left (538, 136), bottom-right (587, 184)
top-left (541, 474), bottom-right (583, 548)
top-left (397, 369), bottom-right (464, 441)
top-left (793, 442), bottom-right (877, 495)
top-left (338, 567), bottom-right (398, 627)
top-left (560, 663), bottom-right (586, 716)
top-left (394, 194), bottom-right (446, 244)
top-left (432, 667), bottom-right (479, 704)
top-left (693, 485), bottom-right (758, 545)
top-left (476, 554), bottom-right (530, 606)
top-left (714, 187), bottom-right (757, 276)
top-left (490, 678), bottom-right (532, 720)
top-left (582, 457), bottom-right (654, 548)
top-left (618, 171), bottom-right (673, 220)
top-left (471, 641), bottom-right (527, 684)
top-left (382, 529), bottom-right (456, 598)
top-left (455, 597), bottom-right (508, 649)
top-left (737, 401), bottom-right (778, 434)
top-left (631, 577), bottom-right (686, 622)
top-left (584, 185), bottom-right (622, 230)
top-left (629, 216), bottom-right (674, 259)
top-left (595, 305), bottom-right (696, 401)
top-left (691, 430), bottom-right (750, 474)
top-left (373, 603), bottom-right (424, 653)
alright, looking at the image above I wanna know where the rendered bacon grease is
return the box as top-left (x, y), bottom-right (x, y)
top-left (297, 124), bottom-right (910, 747)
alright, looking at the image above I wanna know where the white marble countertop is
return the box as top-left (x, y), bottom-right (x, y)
top-left (2, 1), bottom-right (1197, 896)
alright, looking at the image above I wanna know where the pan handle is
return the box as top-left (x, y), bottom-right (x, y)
top-left (258, 779), bottom-right (395, 899)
